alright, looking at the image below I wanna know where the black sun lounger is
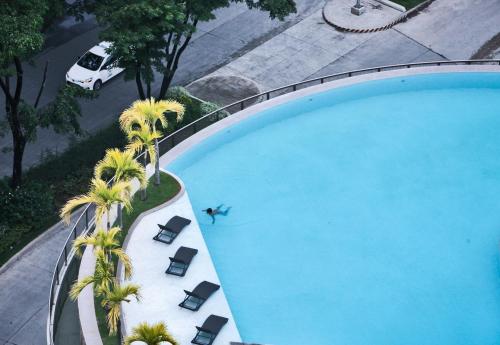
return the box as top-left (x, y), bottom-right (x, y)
top-left (166, 246), bottom-right (198, 276)
top-left (192, 314), bottom-right (228, 345)
top-left (179, 281), bottom-right (220, 311)
top-left (153, 216), bottom-right (191, 244)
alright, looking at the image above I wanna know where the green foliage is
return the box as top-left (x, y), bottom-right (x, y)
top-left (165, 87), bottom-right (228, 129)
top-left (25, 122), bottom-right (127, 208)
top-left (0, 180), bottom-right (54, 255)
top-left (39, 85), bottom-right (97, 135)
top-left (0, 0), bottom-right (46, 71)
top-left (0, 1), bottom-right (95, 187)
top-left (0, 180), bottom-right (54, 229)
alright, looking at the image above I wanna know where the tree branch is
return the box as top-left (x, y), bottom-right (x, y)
top-left (159, 15), bottom-right (198, 99)
top-left (13, 57), bottom-right (23, 105)
top-left (0, 77), bottom-right (13, 105)
top-left (34, 61), bottom-right (49, 108)
top-left (135, 64), bottom-right (146, 100)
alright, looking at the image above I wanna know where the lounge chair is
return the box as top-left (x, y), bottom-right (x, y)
top-left (153, 216), bottom-right (191, 244)
top-left (179, 281), bottom-right (220, 311)
top-left (192, 314), bottom-right (228, 345)
top-left (166, 246), bottom-right (198, 276)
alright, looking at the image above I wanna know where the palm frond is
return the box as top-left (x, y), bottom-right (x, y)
top-left (69, 275), bottom-right (95, 300)
top-left (124, 321), bottom-right (179, 345)
top-left (110, 247), bottom-right (133, 279)
top-left (60, 194), bottom-right (93, 224)
top-left (72, 234), bottom-right (96, 257)
top-left (101, 282), bottom-right (140, 335)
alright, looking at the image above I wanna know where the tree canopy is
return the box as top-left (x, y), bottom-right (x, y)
top-left (0, 0), bottom-right (94, 187)
top-left (70, 0), bottom-right (297, 100)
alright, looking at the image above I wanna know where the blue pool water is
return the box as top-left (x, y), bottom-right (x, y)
top-left (168, 73), bottom-right (500, 345)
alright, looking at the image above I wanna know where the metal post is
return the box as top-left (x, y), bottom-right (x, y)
top-left (266, 92), bottom-right (270, 100)
top-left (240, 101), bottom-right (244, 110)
top-left (293, 84), bottom-right (296, 91)
top-left (85, 209), bottom-right (88, 230)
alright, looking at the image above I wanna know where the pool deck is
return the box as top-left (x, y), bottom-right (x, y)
top-left (120, 177), bottom-right (241, 345)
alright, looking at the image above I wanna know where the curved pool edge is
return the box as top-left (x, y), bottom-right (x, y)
top-left (159, 64), bottom-right (500, 169)
top-left (119, 168), bottom-right (242, 344)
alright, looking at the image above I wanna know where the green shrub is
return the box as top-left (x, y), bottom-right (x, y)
top-left (25, 122), bottom-right (127, 208)
top-left (0, 180), bottom-right (54, 229)
top-left (0, 180), bottom-right (54, 255)
top-left (0, 224), bottom-right (31, 254)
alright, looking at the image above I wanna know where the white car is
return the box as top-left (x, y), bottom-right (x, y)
top-left (66, 41), bottom-right (124, 90)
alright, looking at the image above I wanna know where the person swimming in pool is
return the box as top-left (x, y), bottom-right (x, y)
top-left (203, 204), bottom-right (232, 224)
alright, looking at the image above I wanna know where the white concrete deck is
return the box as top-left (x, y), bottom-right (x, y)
top-left (120, 187), bottom-right (240, 345)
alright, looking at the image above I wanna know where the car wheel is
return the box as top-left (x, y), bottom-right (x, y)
top-left (93, 80), bottom-right (102, 91)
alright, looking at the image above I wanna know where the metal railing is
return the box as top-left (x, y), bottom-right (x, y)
top-left (47, 59), bottom-right (500, 344)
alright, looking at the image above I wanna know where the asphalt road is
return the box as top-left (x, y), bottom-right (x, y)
top-left (0, 0), bottom-right (324, 177)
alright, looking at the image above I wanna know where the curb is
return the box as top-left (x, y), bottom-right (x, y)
top-left (322, 0), bottom-right (435, 33)
top-left (118, 171), bottom-right (185, 340)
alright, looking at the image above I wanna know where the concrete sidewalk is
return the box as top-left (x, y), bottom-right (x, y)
top-left (209, 0), bottom-right (500, 90)
top-left (0, 218), bottom-right (74, 345)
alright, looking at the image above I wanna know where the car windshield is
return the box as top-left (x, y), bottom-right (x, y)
top-left (77, 52), bottom-right (104, 71)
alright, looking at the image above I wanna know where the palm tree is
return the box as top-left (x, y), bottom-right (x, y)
top-left (95, 148), bottom-right (147, 227)
top-left (101, 281), bottom-right (141, 335)
top-left (73, 227), bottom-right (133, 279)
top-left (120, 98), bottom-right (185, 186)
top-left (125, 120), bottom-right (161, 200)
top-left (69, 250), bottom-right (115, 300)
top-left (124, 321), bottom-right (178, 345)
top-left (60, 178), bottom-right (132, 229)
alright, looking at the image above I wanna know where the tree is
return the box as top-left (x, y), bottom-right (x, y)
top-left (120, 98), bottom-right (184, 185)
top-left (69, 0), bottom-right (297, 100)
top-left (124, 321), bottom-right (178, 345)
top-left (0, 0), bottom-right (95, 188)
top-left (122, 119), bottom-right (161, 200)
top-left (101, 281), bottom-right (141, 335)
top-left (60, 178), bottom-right (132, 229)
top-left (69, 250), bottom-right (115, 300)
top-left (73, 226), bottom-right (133, 279)
top-left (95, 148), bottom-right (147, 226)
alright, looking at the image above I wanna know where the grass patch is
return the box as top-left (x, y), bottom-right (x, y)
top-left (390, 0), bottom-right (427, 9)
top-left (95, 172), bottom-right (181, 345)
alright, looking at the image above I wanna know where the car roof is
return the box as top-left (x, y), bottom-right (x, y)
top-left (88, 41), bottom-right (112, 58)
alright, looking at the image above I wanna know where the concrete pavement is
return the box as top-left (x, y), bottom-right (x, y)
top-left (0, 217), bottom-right (77, 345)
top-left (209, 0), bottom-right (500, 90)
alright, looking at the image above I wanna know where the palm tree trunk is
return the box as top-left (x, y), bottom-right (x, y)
top-left (117, 204), bottom-right (123, 229)
top-left (141, 152), bottom-right (147, 201)
top-left (154, 138), bottom-right (160, 186)
top-left (106, 210), bottom-right (111, 230)
top-left (117, 316), bottom-right (122, 344)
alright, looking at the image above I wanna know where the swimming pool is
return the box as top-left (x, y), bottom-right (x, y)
top-left (167, 72), bottom-right (500, 345)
